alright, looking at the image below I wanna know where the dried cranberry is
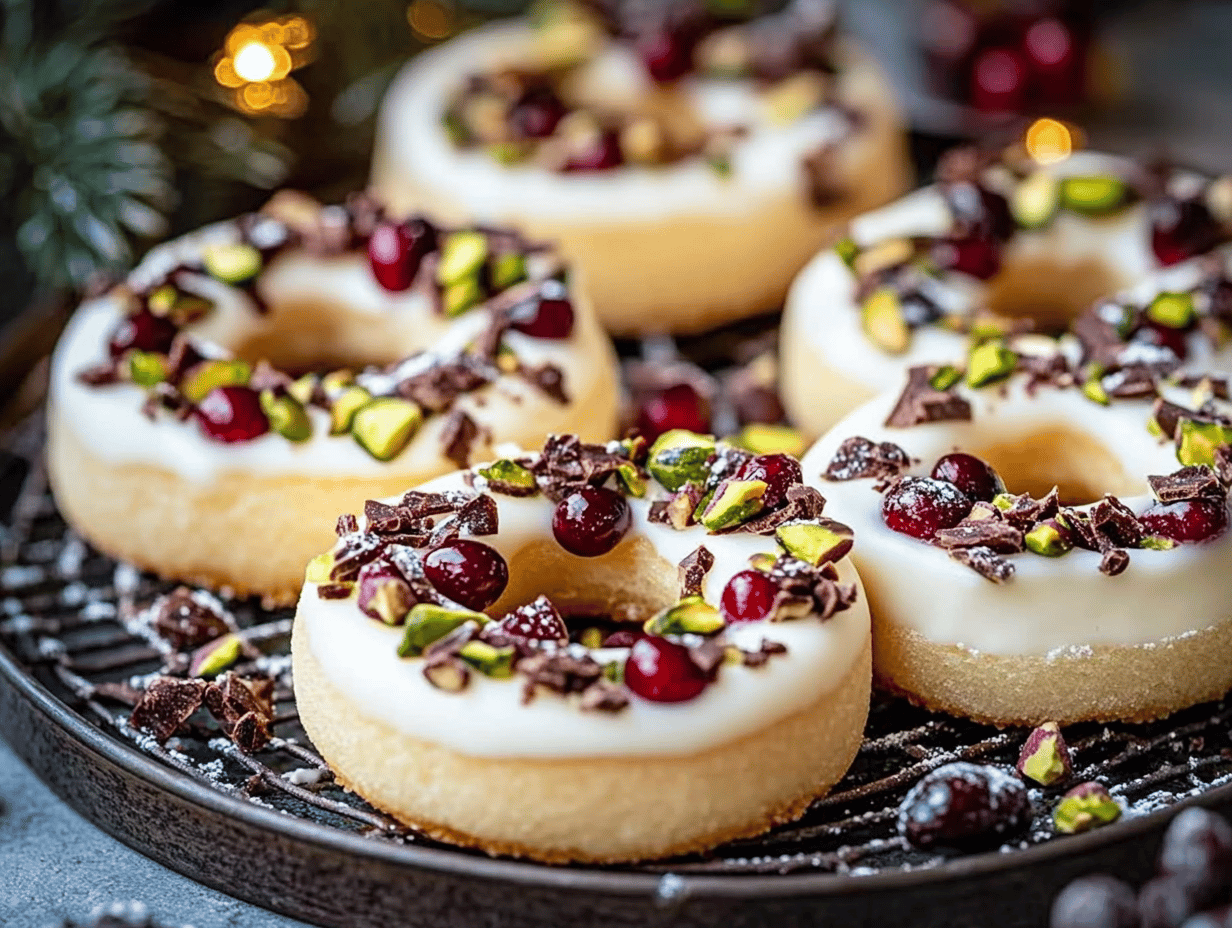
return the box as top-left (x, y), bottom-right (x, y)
top-left (736, 454), bottom-right (804, 509)
top-left (510, 295), bottom-right (575, 339)
top-left (1133, 320), bottom-right (1190, 361)
top-left (624, 635), bottom-right (710, 702)
top-left (635, 383), bottom-right (711, 443)
top-left (936, 234), bottom-right (1003, 280)
top-left (1151, 198), bottom-right (1225, 267)
top-left (194, 386), bottom-right (269, 443)
top-left (931, 452), bottom-right (1005, 502)
top-left (897, 762), bottom-right (1032, 852)
top-left (509, 86), bottom-right (567, 139)
top-left (1049, 875), bottom-right (1140, 928)
top-left (367, 218), bottom-right (436, 292)
top-left (563, 131), bottom-right (623, 172)
top-left (719, 570), bottom-right (779, 624)
top-left (108, 309), bottom-right (178, 359)
top-left (423, 539), bottom-right (509, 611)
top-left (639, 29), bottom-right (694, 82)
top-left (882, 477), bottom-right (973, 540)
top-left (1139, 499), bottom-right (1229, 545)
top-left (552, 487), bottom-right (631, 557)
top-left (1159, 808), bottom-right (1232, 910)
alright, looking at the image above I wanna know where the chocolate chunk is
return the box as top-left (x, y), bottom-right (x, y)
top-left (397, 356), bottom-right (491, 413)
top-left (802, 143), bottom-right (845, 208)
top-left (400, 489), bottom-right (473, 517)
top-left (823, 435), bottom-right (913, 482)
top-left (335, 513), bottom-right (359, 536)
top-left (1089, 496), bottom-right (1144, 548)
top-left (329, 532), bottom-right (386, 581)
top-left (949, 546), bottom-right (1015, 583)
top-left (77, 361), bottom-right (122, 386)
top-left (1216, 446), bottom-right (1232, 486)
top-left (519, 652), bottom-right (604, 703)
top-left (934, 520), bottom-right (1025, 553)
top-left (522, 362), bottom-right (569, 404)
top-left (999, 488), bottom-right (1060, 530)
top-left (150, 588), bottom-right (230, 649)
top-left (203, 672), bottom-right (275, 754)
top-left (678, 545), bottom-right (715, 597)
top-left (1148, 465), bottom-right (1224, 502)
top-left (1100, 548), bottom-right (1130, 576)
top-left (440, 410), bottom-right (480, 469)
top-left (316, 583), bottom-right (354, 600)
top-left (1151, 398), bottom-right (1192, 441)
top-left (742, 638), bottom-right (790, 667)
top-left (885, 366), bottom-right (973, 429)
top-left (129, 677), bottom-right (207, 743)
top-left (455, 493), bottom-right (499, 536)
top-left (1101, 364), bottom-right (1159, 399)
top-left (363, 500), bottom-right (419, 535)
top-left (725, 355), bottom-right (785, 425)
top-left (1072, 306), bottom-right (1127, 366)
top-left (765, 554), bottom-right (859, 619)
top-left (687, 639), bottom-right (726, 676)
top-left (578, 680), bottom-right (630, 713)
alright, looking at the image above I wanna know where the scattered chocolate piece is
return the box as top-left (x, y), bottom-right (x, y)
top-left (363, 500), bottom-right (422, 536)
top-left (335, 513), bottom-right (359, 536)
top-left (129, 677), bottom-right (207, 743)
top-left (1216, 445), bottom-right (1232, 486)
top-left (885, 366), bottom-right (973, 429)
top-left (329, 532), bottom-right (387, 581)
top-left (934, 520), bottom-right (1025, 553)
top-left (522, 362), bottom-right (569, 404)
top-left (578, 680), bottom-right (630, 712)
top-left (949, 546), bottom-right (1015, 583)
top-left (766, 555), bottom-right (859, 619)
top-left (149, 588), bottom-right (230, 649)
top-left (1101, 364), bottom-right (1159, 399)
top-left (802, 143), bottom-right (845, 208)
top-left (741, 638), bottom-right (790, 668)
top-left (397, 356), bottom-right (491, 413)
top-left (518, 651), bottom-right (604, 703)
top-left (77, 361), bottom-right (122, 386)
top-left (1099, 548), bottom-right (1130, 576)
top-left (738, 484), bottom-right (827, 535)
top-left (998, 488), bottom-right (1060, 530)
top-left (440, 410), bottom-right (480, 469)
top-left (823, 435), bottom-right (912, 482)
top-left (316, 583), bottom-right (354, 600)
top-left (1148, 465), bottom-right (1224, 502)
top-left (488, 595), bottom-right (568, 647)
top-left (678, 545), bottom-right (714, 597)
top-left (687, 639), bottom-right (726, 676)
top-left (1073, 306), bottom-right (1128, 366)
top-left (203, 672), bottom-right (275, 753)
top-left (1089, 496), bottom-right (1144, 548)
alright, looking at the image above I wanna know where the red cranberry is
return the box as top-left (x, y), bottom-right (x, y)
top-left (635, 383), bottom-right (711, 443)
top-left (108, 309), bottom-right (178, 359)
top-left (1151, 198), bottom-right (1225, 267)
top-left (970, 46), bottom-right (1026, 113)
top-left (194, 386), bottom-right (269, 443)
top-left (944, 182), bottom-right (1014, 241)
top-left (424, 539), bottom-right (509, 610)
top-left (563, 131), bottom-right (623, 172)
top-left (936, 234), bottom-right (1002, 280)
top-left (882, 476), bottom-right (973, 540)
top-left (1159, 807), bottom-right (1232, 910)
top-left (624, 635), bottom-right (710, 703)
top-left (510, 294), bottom-right (575, 339)
top-left (1133, 320), bottom-right (1190, 361)
top-left (1139, 498), bottom-right (1229, 544)
top-left (367, 218), bottom-right (437, 292)
top-left (898, 762), bottom-right (1032, 852)
top-left (1049, 875), bottom-right (1140, 928)
top-left (719, 570), bottom-right (779, 624)
top-left (509, 86), bottom-right (567, 139)
top-left (639, 29), bottom-right (694, 82)
top-left (602, 629), bottom-right (641, 648)
top-left (552, 487), bottom-right (631, 557)
top-left (735, 454), bottom-right (803, 509)
top-left (931, 452), bottom-right (1005, 502)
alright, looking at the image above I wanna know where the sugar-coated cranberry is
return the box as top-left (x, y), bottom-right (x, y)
top-left (563, 131), bottom-right (623, 172)
top-left (624, 635), bottom-right (710, 703)
top-left (1133, 320), bottom-right (1190, 361)
top-left (882, 477), bottom-right (973, 540)
top-left (735, 453), bottom-right (804, 509)
top-left (1137, 875), bottom-right (1206, 928)
top-left (510, 295), bottom-right (575, 339)
top-left (1152, 198), bottom-right (1226, 267)
top-left (936, 234), bottom-right (1003, 280)
top-left (970, 46), bottom-right (1027, 113)
top-left (1159, 808), bottom-right (1232, 910)
top-left (509, 86), bottom-right (567, 139)
top-left (194, 386), bottom-right (269, 443)
top-left (367, 218), bottom-right (436, 292)
top-left (635, 383), bottom-right (711, 443)
top-left (552, 487), bottom-right (631, 557)
top-left (719, 570), bottom-right (779, 625)
top-left (1139, 499), bottom-right (1229, 545)
top-left (1049, 874), bottom-right (1140, 928)
top-left (931, 452), bottom-right (1005, 502)
top-left (108, 309), bottom-right (178, 359)
top-left (423, 539), bottom-right (509, 610)
top-left (898, 762), bottom-right (1032, 852)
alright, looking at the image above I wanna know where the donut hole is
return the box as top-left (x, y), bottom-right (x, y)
top-left (487, 537), bottom-right (677, 627)
top-left (964, 426), bottom-right (1145, 506)
top-left (984, 255), bottom-right (1122, 335)
top-left (228, 302), bottom-right (412, 376)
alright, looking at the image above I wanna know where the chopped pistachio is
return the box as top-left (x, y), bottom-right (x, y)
top-left (748, 552), bottom-right (777, 573)
top-left (1011, 170), bottom-right (1061, 230)
top-left (861, 288), bottom-right (911, 355)
top-left (329, 386), bottom-right (373, 435)
top-left (1140, 535), bottom-right (1178, 551)
top-left (730, 424), bottom-right (806, 457)
top-left (398, 606), bottom-right (487, 657)
top-left (603, 659), bottom-right (624, 683)
top-left (616, 462), bottom-right (646, 497)
top-left (489, 251), bottom-right (527, 290)
top-left (288, 373), bottom-right (317, 407)
top-left (1025, 520), bottom-right (1073, 557)
top-left (305, 552), bottom-right (335, 584)
top-left (148, 284), bottom-right (213, 322)
top-left (647, 430), bottom-right (716, 491)
top-left (763, 72), bottom-right (827, 126)
top-left (436, 231), bottom-right (488, 286)
top-left (259, 390), bottom-right (312, 442)
top-left (834, 235), bottom-right (859, 269)
top-left (477, 459), bottom-right (539, 495)
top-left (189, 633), bottom-right (243, 678)
top-left (458, 640), bottom-right (515, 678)
top-left (929, 364), bottom-right (963, 392)
top-left (1053, 782), bottom-right (1121, 834)
top-left (180, 359), bottom-right (252, 404)
top-left (579, 627), bottom-right (604, 649)
top-left (698, 478), bottom-right (767, 531)
top-left (1082, 374), bottom-right (1110, 406)
top-left (1146, 291), bottom-right (1197, 329)
top-left (320, 369), bottom-right (356, 397)
top-left (202, 242), bottom-right (262, 284)
top-left (1059, 175), bottom-right (1129, 216)
top-left (776, 520), bottom-right (854, 566)
top-left (352, 397), bottom-right (423, 461)
top-left (128, 350), bottom-right (168, 387)
top-left (1177, 419), bottom-right (1232, 467)
top-left (442, 277), bottom-right (485, 317)
top-left (643, 596), bottom-right (725, 636)
top-left (853, 238), bottom-right (913, 278)
top-left (1017, 722), bottom-right (1073, 786)
top-left (486, 141), bottom-right (533, 165)
top-left (966, 341), bottom-right (1017, 388)
top-left (424, 658), bottom-right (470, 692)
top-left (992, 493), bottom-right (1015, 511)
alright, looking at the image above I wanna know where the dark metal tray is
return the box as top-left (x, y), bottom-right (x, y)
top-left (3, 316), bottom-right (1232, 928)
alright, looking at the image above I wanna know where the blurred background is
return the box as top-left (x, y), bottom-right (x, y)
top-left (1, 0), bottom-right (1231, 357)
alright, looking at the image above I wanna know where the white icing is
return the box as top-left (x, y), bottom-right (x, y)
top-left (801, 375), bottom-right (1232, 656)
top-left (49, 229), bottom-right (609, 483)
top-left (298, 471), bottom-right (870, 759)
top-left (377, 22), bottom-right (856, 223)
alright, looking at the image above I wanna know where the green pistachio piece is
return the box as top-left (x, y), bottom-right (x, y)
top-left (968, 316), bottom-right (1013, 342)
top-left (861, 288), bottom-right (911, 355)
top-left (1059, 175), bottom-right (1129, 216)
top-left (458, 640), bottom-right (516, 678)
top-left (259, 390), bottom-right (312, 442)
top-left (352, 397), bottom-right (422, 462)
top-left (1146, 291), bottom-right (1197, 329)
top-left (991, 493), bottom-right (1015, 511)
top-left (398, 605), bottom-right (488, 658)
top-left (1017, 722), bottom-right (1073, 786)
top-left (189, 633), bottom-right (243, 678)
top-left (442, 277), bottom-right (485, 317)
top-left (128, 350), bottom-right (168, 387)
top-left (616, 463), bottom-right (646, 498)
top-left (329, 386), bottom-right (373, 435)
top-left (1053, 782), bottom-right (1121, 834)
top-left (288, 373), bottom-right (317, 407)
top-left (148, 284), bottom-right (213, 322)
top-left (603, 659), bottom-right (624, 683)
top-left (698, 478), bottom-right (767, 531)
top-left (436, 231), bottom-right (489, 286)
top-left (966, 341), bottom-right (1017, 388)
top-left (664, 490), bottom-right (699, 530)
top-left (748, 552), bottom-right (777, 572)
top-left (1025, 520), bottom-right (1073, 557)
top-left (305, 552), bottom-right (334, 584)
top-left (490, 251), bottom-right (527, 290)
top-left (730, 424), bottom-right (806, 457)
top-left (180, 359), bottom-right (252, 404)
top-left (477, 459), bottom-right (539, 496)
top-left (647, 430), bottom-right (716, 491)
top-left (643, 595), bottom-right (725, 636)
top-left (320, 369), bottom-right (356, 397)
top-left (1140, 535), bottom-right (1178, 551)
top-left (486, 141), bottom-right (533, 166)
top-left (1082, 374), bottom-right (1110, 405)
top-left (723, 645), bottom-right (744, 665)
top-left (834, 235), bottom-right (859, 269)
top-left (202, 242), bottom-right (263, 284)
top-left (853, 238), bottom-right (913, 278)
top-left (1011, 170), bottom-right (1061, 230)
top-left (705, 151), bottom-right (733, 178)
top-left (929, 365), bottom-right (963, 392)
top-left (579, 627), bottom-right (604, 649)
top-left (776, 520), bottom-right (855, 566)
top-left (1177, 419), bottom-right (1232, 467)
top-left (423, 659), bottom-right (470, 692)
top-left (763, 72), bottom-right (827, 126)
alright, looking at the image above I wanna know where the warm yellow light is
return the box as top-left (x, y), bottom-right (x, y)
top-left (1025, 117), bottom-right (1073, 165)
top-left (408, 0), bottom-right (454, 41)
top-left (234, 41), bottom-right (278, 83)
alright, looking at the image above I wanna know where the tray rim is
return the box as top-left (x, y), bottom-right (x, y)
top-left (2, 635), bottom-right (1226, 903)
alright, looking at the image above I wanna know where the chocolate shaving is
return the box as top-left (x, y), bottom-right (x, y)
top-left (1148, 465), bottom-right (1223, 502)
top-left (329, 532), bottom-right (387, 581)
top-left (522, 362), bottom-right (569, 404)
top-left (129, 677), bottom-right (207, 743)
top-left (150, 588), bottom-right (230, 649)
top-left (397, 356), bottom-right (491, 413)
top-left (335, 513), bottom-right (359, 536)
top-left (316, 583), bottom-right (354, 599)
top-left (202, 672), bottom-right (275, 753)
top-left (518, 652), bottom-right (604, 704)
top-left (687, 639), bottom-right (726, 676)
top-left (578, 680), bottom-right (630, 713)
top-left (934, 520), bottom-right (1025, 553)
top-left (766, 555), bottom-right (858, 619)
top-left (998, 489), bottom-right (1059, 530)
top-left (678, 545), bottom-right (714, 597)
top-left (363, 500), bottom-right (420, 535)
top-left (1100, 548), bottom-right (1130, 576)
top-left (741, 638), bottom-right (789, 668)
top-left (823, 435), bottom-right (913, 483)
top-left (1102, 364), bottom-right (1159, 399)
top-left (400, 489), bottom-right (473, 518)
top-left (440, 410), bottom-right (480, 469)
top-left (488, 595), bottom-right (568, 648)
top-left (885, 366), bottom-right (973, 428)
top-left (949, 546), bottom-right (1015, 583)
top-left (1073, 305), bottom-right (1128, 366)
top-left (77, 361), bottom-right (122, 386)
top-left (737, 485), bottom-right (828, 535)
top-left (1089, 495), bottom-right (1144, 548)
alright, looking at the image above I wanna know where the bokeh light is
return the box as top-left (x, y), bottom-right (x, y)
top-left (214, 15), bottom-right (316, 118)
top-left (1025, 117), bottom-right (1074, 165)
top-left (233, 42), bottom-right (278, 83)
top-left (408, 0), bottom-right (455, 42)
